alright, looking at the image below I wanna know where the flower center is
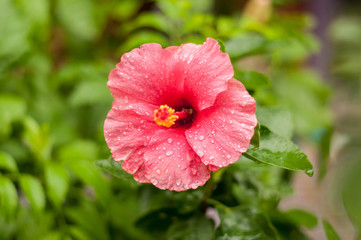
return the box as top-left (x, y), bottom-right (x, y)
top-left (154, 105), bottom-right (194, 128)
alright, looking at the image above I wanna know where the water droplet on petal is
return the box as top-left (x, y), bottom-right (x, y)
top-left (156, 169), bottom-right (160, 174)
top-left (176, 179), bottom-right (181, 186)
top-left (166, 150), bottom-right (173, 156)
top-left (226, 154), bottom-right (231, 159)
top-left (199, 135), bottom-right (205, 141)
top-left (167, 138), bottom-right (173, 143)
top-left (240, 148), bottom-right (247, 152)
top-left (230, 110), bottom-right (235, 114)
top-left (197, 150), bottom-right (204, 157)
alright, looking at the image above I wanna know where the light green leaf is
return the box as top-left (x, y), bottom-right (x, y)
top-left (322, 220), bottom-right (341, 240)
top-left (22, 117), bottom-right (51, 162)
top-left (45, 163), bottom-right (69, 207)
top-left (244, 127), bottom-right (313, 176)
top-left (95, 158), bottom-right (132, 179)
top-left (225, 33), bottom-right (267, 59)
top-left (236, 71), bottom-right (270, 90)
top-left (256, 106), bottom-right (294, 139)
top-left (0, 176), bottom-right (18, 219)
top-left (56, 0), bottom-right (99, 41)
top-left (69, 81), bottom-right (111, 107)
top-left (20, 175), bottom-right (46, 211)
top-left (0, 151), bottom-right (18, 172)
top-left (167, 214), bottom-right (214, 240)
top-left (0, 94), bottom-right (26, 122)
top-left (283, 209), bottom-right (318, 229)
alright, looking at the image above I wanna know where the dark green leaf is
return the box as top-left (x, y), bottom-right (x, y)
top-left (322, 220), bottom-right (340, 240)
top-left (216, 206), bottom-right (278, 240)
top-left (256, 106), bottom-right (294, 139)
top-left (216, 39), bottom-right (226, 52)
top-left (95, 158), bottom-right (132, 179)
top-left (250, 123), bottom-right (260, 148)
top-left (0, 176), bottom-right (18, 219)
top-left (66, 202), bottom-right (109, 240)
top-left (283, 209), bottom-right (318, 229)
top-left (167, 214), bottom-right (214, 240)
top-left (244, 127), bottom-right (313, 176)
top-left (19, 175), bottom-right (45, 211)
top-left (135, 208), bottom-right (183, 237)
top-left (235, 71), bottom-right (270, 90)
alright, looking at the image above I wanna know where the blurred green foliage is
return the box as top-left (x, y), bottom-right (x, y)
top-left (0, 0), bottom-right (334, 239)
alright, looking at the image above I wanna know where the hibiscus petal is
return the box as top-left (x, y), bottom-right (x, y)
top-left (143, 129), bottom-right (210, 191)
top-left (175, 38), bottom-right (234, 111)
top-left (104, 107), bottom-right (157, 170)
top-left (186, 79), bottom-right (257, 168)
top-left (108, 43), bottom-right (184, 107)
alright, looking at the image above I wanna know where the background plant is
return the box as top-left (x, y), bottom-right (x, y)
top-left (0, 0), bottom-right (355, 239)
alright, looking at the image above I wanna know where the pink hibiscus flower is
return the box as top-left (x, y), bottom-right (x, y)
top-left (104, 38), bottom-right (257, 191)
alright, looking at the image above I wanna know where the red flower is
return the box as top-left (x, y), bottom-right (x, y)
top-left (104, 38), bottom-right (257, 191)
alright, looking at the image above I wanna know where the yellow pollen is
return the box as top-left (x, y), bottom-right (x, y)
top-left (154, 105), bottom-right (179, 128)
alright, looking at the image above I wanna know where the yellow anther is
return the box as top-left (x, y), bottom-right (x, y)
top-left (154, 105), bottom-right (179, 128)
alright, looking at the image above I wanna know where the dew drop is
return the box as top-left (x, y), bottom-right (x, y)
top-left (176, 179), bottom-right (181, 186)
top-left (156, 169), bottom-right (160, 174)
top-left (199, 135), bottom-right (205, 141)
top-left (226, 154), bottom-right (231, 159)
top-left (167, 138), bottom-right (173, 143)
top-left (197, 150), bottom-right (204, 157)
top-left (166, 150), bottom-right (173, 156)
top-left (240, 148), bottom-right (247, 152)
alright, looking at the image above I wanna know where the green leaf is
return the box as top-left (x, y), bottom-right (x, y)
top-left (19, 175), bottom-right (46, 211)
top-left (283, 209), bottom-right (318, 229)
top-left (22, 117), bottom-right (51, 162)
top-left (0, 94), bottom-right (26, 121)
top-left (95, 158), bottom-right (132, 179)
top-left (225, 33), bottom-right (267, 59)
top-left (45, 163), bottom-right (69, 207)
top-left (216, 206), bottom-right (278, 240)
top-left (250, 123), bottom-right (260, 148)
top-left (56, 0), bottom-right (99, 41)
top-left (341, 160), bottom-right (361, 234)
top-left (0, 151), bottom-right (18, 172)
top-left (66, 202), bottom-right (109, 240)
top-left (216, 39), bottom-right (226, 52)
top-left (69, 81), bottom-right (112, 107)
top-left (167, 214), bottom-right (214, 240)
top-left (0, 0), bottom-right (30, 66)
top-left (244, 127), bottom-right (313, 176)
top-left (256, 106), bottom-right (294, 139)
top-left (235, 71), bottom-right (270, 90)
top-left (0, 176), bottom-right (18, 219)
top-left (135, 208), bottom-right (181, 237)
top-left (67, 160), bottom-right (111, 204)
top-left (322, 220), bottom-right (340, 240)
